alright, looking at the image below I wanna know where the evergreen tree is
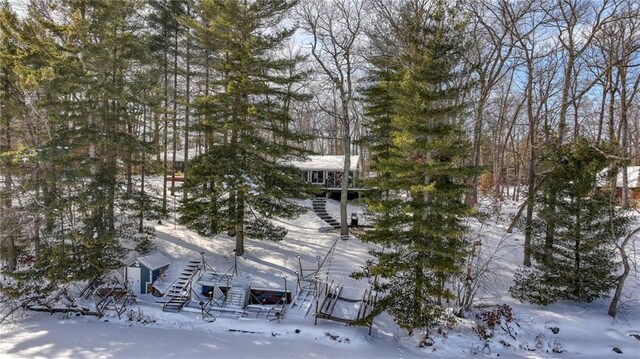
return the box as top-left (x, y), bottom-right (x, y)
top-left (14, 0), bottom-right (149, 284)
top-left (0, 1), bottom-right (25, 273)
top-left (179, 0), bottom-right (311, 255)
top-left (146, 0), bottom-right (187, 214)
top-left (360, 55), bottom-right (397, 200)
top-left (358, 1), bottom-right (476, 331)
top-left (510, 140), bottom-right (630, 305)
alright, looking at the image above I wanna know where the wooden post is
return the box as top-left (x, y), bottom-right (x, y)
top-left (233, 249), bottom-right (238, 275)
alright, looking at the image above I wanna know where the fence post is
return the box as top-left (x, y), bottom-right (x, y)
top-left (233, 249), bottom-right (238, 275)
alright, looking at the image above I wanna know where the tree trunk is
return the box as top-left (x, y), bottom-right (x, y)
top-left (162, 0), bottom-right (169, 215)
top-left (340, 103), bottom-right (351, 237)
top-left (470, 93), bottom-right (487, 205)
top-left (557, 51), bottom-right (574, 144)
top-left (523, 57), bottom-right (536, 267)
top-left (573, 197), bottom-right (581, 298)
top-left (139, 105), bottom-right (148, 233)
top-left (609, 227), bottom-right (640, 317)
top-left (171, 25), bottom-right (179, 197)
top-left (235, 190), bottom-right (245, 256)
top-left (619, 54), bottom-right (629, 208)
top-left (183, 3), bottom-right (191, 201)
top-left (595, 74), bottom-right (608, 145)
top-left (1, 86), bottom-right (16, 272)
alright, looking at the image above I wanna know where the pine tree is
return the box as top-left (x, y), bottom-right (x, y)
top-left (147, 0), bottom-right (186, 215)
top-left (360, 55), bottom-right (399, 210)
top-left (358, 1), bottom-right (476, 330)
top-left (179, 0), bottom-right (311, 255)
top-left (13, 0), bottom-right (150, 284)
top-left (510, 140), bottom-right (630, 305)
top-left (0, 1), bottom-right (25, 273)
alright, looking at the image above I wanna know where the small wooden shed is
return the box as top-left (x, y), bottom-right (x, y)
top-left (125, 251), bottom-right (171, 295)
top-left (162, 148), bottom-right (202, 173)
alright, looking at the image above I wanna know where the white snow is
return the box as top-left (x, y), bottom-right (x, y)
top-left (135, 251), bottom-right (172, 271)
top-left (2, 183), bottom-right (640, 358)
top-left (162, 148), bottom-right (204, 163)
top-left (597, 166), bottom-right (640, 188)
top-left (285, 155), bottom-right (361, 171)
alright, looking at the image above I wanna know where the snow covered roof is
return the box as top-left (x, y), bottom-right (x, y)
top-left (136, 251), bottom-right (171, 270)
top-left (162, 148), bottom-right (203, 163)
top-left (597, 166), bottom-right (640, 188)
top-left (285, 155), bottom-right (361, 171)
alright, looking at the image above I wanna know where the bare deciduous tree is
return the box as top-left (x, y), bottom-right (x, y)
top-left (298, 0), bottom-right (364, 237)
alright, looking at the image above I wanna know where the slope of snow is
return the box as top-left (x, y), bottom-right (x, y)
top-left (2, 192), bottom-right (640, 358)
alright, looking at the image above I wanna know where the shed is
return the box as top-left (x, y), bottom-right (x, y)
top-left (162, 147), bottom-right (203, 173)
top-left (125, 251), bottom-right (171, 295)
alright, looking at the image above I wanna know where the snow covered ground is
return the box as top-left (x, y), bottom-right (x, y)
top-left (2, 193), bottom-right (640, 358)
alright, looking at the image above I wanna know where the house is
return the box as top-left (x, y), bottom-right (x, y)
top-left (285, 155), bottom-right (365, 198)
top-left (596, 166), bottom-right (640, 203)
top-left (163, 147), bottom-right (202, 173)
top-left (125, 251), bottom-right (171, 295)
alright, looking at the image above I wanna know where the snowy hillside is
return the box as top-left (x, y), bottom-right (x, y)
top-left (1, 198), bottom-right (640, 358)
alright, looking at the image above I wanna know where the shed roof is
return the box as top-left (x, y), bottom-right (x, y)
top-left (136, 251), bottom-right (171, 271)
top-left (162, 147), bottom-right (204, 163)
top-left (286, 155), bottom-right (361, 171)
top-left (597, 166), bottom-right (640, 188)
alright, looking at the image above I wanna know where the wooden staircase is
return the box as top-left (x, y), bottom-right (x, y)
top-left (224, 286), bottom-right (249, 309)
top-left (312, 198), bottom-right (340, 229)
top-left (163, 259), bottom-right (202, 312)
top-left (289, 280), bottom-right (316, 317)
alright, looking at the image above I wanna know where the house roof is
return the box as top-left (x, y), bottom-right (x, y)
top-left (597, 166), bottom-right (640, 188)
top-left (285, 155), bottom-right (361, 171)
top-left (136, 251), bottom-right (171, 270)
top-left (162, 147), bottom-right (204, 163)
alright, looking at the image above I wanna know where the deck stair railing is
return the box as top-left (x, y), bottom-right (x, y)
top-left (162, 259), bottom-right (203, 312)
top-left (94, 275), bottom-right (136, 319)
top-left (222, 285), bottom-right (249, 309)
top-left (79, 274), bottom-right (107, 299)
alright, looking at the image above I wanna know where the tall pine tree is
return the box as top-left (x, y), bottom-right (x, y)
top-left (14, 0), bottom-right (149, 284)
top-left (179, 0), bottom-right (311, 256)
top-left (358, 0), bottom-right (475, 331)
top-left (0, 1), bottom-right (26, 273)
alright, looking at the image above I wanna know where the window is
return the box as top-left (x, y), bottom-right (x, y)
top-left (311, 170), bottom-right (324, 184)
top-left (326, 171), bottom-right (340, 187)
